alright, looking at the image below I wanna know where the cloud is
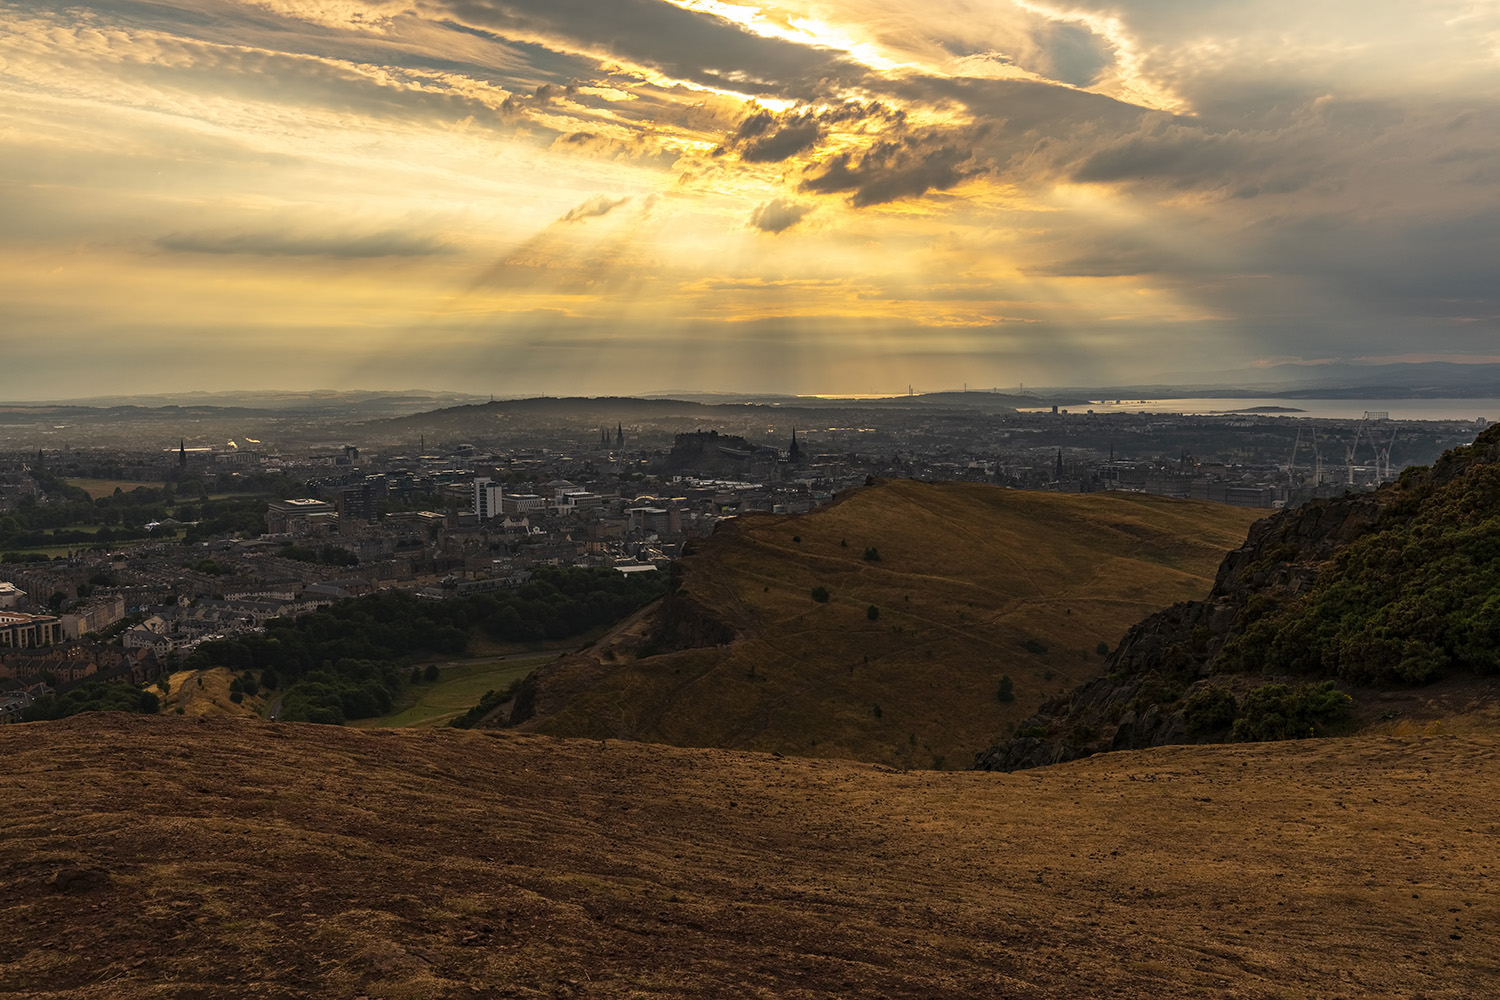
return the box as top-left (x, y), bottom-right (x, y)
top-left (155, 230), bottom-right (448, 257)
top-left (439, 0), bottom-right (872, 100)
top-left (560, 195), bottom-right (632, 222)
top-left (800, 135), bottom-right (983, 206)
top-left (748, 198), bottom-right (814, 233)
top-left (716, 101), bottom-right (908, 166)
top-left (739, 114), bottom-right (822, 163)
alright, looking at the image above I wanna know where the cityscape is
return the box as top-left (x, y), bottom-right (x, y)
top-left (0, 389), bottom-right (1490, 718)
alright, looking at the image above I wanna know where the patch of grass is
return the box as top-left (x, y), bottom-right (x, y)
top-left (351, 656), bottom-right (552, 729)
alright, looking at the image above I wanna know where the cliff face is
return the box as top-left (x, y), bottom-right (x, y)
top-left (976, 422), bottom-right (1500, 771)
top-left (975, 493), bottom-right (1384, 770)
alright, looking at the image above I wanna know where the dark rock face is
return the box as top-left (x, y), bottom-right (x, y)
top-left (649, 589), bottom-right (736, 653)
top-left (974, 490), bottom-right (1388, 771)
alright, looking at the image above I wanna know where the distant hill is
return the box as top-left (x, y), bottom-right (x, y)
top-left (504, 479), bottom-right (1264, 767)
top-left (978, 423), bottom-right (1500, 770)
top-left (3, 714), bottom-right (1495, 998)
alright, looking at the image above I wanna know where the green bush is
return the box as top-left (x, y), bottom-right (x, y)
top-left (1230, 681), bottom-right (1353, 742)
top-left (1183, 686), bottom-right (1238, 736)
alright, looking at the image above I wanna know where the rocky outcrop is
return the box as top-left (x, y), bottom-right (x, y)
top-left (974, 489), bottom-right (1390, 771)
top-left (648, 587), bottom-right (736, 653)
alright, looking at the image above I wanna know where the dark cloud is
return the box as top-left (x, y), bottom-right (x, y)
top-left (717, 102), bottom-right (907, 168)
top-left (560, 195), bottom-right (631, 222)
top-left (800, 135), bottom-right (982, 207)
top-left (740, 115), bottom-right (821, 163)
top-left (155, 230), bottom-right (448, 257)
top-left (748, 198), bottom-right (813, 234)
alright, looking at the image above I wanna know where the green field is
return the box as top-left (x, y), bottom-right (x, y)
top-left (350, 655), bottom-right (555, 729)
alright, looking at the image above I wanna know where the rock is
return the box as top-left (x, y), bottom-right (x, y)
top-left (49, 867), bottom-right (109, 893)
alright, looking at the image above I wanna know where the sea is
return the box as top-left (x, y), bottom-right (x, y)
top-left (1017, 398), bottom-right (1500, 422)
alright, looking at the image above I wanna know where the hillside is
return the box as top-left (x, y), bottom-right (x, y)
top-left (977, 423), bottom-right (1500, 770)
top-left (507, 480), bottom-right (1264, 766)
top-left (1, 715), bottom-right (1495, 998)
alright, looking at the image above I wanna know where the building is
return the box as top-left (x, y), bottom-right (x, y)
top-left (0, 582), bottom-right (23, 609)
top-left (336, 483), bottom-right (380, 523)
top-left (473, 478), bottom-right (504, 520)
top-left (265, 498), bottom-right (338, 535)
top-left (61, 593), bottom-right (126, 640)
top-left (0, 611), bottom-right (62, 649)
top-left (500, 493), bottom-right (547, 515)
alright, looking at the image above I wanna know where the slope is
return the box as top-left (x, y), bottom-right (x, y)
top-left (509, 479), bottom-right (1264, 767)
top-left (978, 422), bottom-right (1500, 770)
top-left (1, 715), bottom-right (1496, 999)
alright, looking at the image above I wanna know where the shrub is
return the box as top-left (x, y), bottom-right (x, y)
top-left (872, 703), bottom-right (883, 718)
top-left (811, 585), bottom-right (830, 603)
top-left (863, 546), bottom-right (881, 561)
top-left (866, 605), bottom-right (880, 621)
top-left (1020, 638), bottom-right (1048, 656)
top-left (1096, 640), bottom-right (1110, 656)
top-left (996, 675), bottom-right (1015, 702)
top-left (424, 663), bottom-right (441, 683)
top-left (1183, 686), bottom-right (1238, 736)
top-left (1230, 681), bottom-right (1353, 742)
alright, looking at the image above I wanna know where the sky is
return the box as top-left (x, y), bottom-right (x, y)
top-left (4, 0), bottom-right (1500, 399)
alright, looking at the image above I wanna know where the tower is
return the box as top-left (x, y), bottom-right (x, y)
top-left (616, 422), bottom-right (624, 449)
top-left (788, 428), bottom-right (802, 464)
top-left (1054, 449), bottom-right (1063, 480)
top-left (179, 439), bottom-right (187, 468)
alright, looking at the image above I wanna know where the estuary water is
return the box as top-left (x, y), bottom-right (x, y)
top-left (1019, 398), bottom-right (1500, 422)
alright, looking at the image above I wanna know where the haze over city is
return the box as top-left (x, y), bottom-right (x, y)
top-left (4, 0), bottom-right (1500, 398)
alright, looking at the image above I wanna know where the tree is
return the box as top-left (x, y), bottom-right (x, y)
top-left (811, 586), bottom-right (830, 603)
top-left (866, 605), bottom-right (880, 621)
top-left (997, 675), bottom-right (1015, 702)
top-left (423, 663), bottom-right (441, 683)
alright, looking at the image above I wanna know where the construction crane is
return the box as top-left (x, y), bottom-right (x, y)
top-left (1287, 420), bottom-right (1324, 484)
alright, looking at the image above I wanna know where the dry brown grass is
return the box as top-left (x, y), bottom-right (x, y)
top-left (0, 714), bottom-right (1495, 999)
top-left (522, 481), bottom-right (1264, 767)
top-left (158, 668), bottom-right (264, 719)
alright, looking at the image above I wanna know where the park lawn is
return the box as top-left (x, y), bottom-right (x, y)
top-left (66, 478), bottom-right (166, 499)
top-left (351, 655), bottom-right (555, 730)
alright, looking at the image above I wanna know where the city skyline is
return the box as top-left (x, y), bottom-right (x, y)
top-left (4, 0), bottom-right (1500, 399)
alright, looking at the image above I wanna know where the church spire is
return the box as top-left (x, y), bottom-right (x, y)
top-left (788, 427), bottom-right (801, 463)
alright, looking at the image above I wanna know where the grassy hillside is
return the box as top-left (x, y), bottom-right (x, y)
top-left (513, 480), bottom-right (1264, 766)
top-left (1, 715), bottom-right (1494, 998)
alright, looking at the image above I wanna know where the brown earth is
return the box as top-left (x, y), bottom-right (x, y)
top-left (512, 480), bottom-right (1264, 767)
top-left (2, 714), bottom-right (1495, 999)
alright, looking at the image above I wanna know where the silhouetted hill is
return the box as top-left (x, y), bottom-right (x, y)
top-left (503, 479), bottom-right (1263, 767)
